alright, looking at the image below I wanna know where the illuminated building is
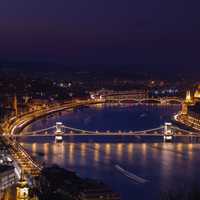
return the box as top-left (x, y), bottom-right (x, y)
top-left (0, 165), bottom-right (17, 198)
top-left (90, 89), bottom-right (147, 102)
top-left (16, 177), bottom-right (29, 200)
top-left (194, 85), bottom-right (200, 99)
top-left (178, 86), bottom-right (200, 130)
top-left (185, 87), bottom-right (200, 118)
top-left (181, 90), bottom-right (193, 115)
top-left (185, 90), bottom-right (193, 104)
top-left (13, 95), bottom-right (18, 117)
top-left (28, 99), bottom-right (49, 111)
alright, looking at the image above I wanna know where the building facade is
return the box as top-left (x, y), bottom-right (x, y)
top-left (179, 86), bottom-right (200, 130)
top-left (0, 165), bottom-right (17, 199)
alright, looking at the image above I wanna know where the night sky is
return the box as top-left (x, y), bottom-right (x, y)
top-left (0, 0), bottom-right (200, 71)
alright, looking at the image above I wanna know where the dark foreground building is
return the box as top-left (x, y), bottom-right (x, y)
top-left (77, 187), bottom-right (120, 200)
top-left (0, 165), bottom-right (17, 199)
top-left (38, 165), bottom-right (121, 200)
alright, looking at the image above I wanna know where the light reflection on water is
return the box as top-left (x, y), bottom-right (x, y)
top-left (21, 142), bottom-right (200, 200)
top-left (19, 104), bottom-right (198, 200)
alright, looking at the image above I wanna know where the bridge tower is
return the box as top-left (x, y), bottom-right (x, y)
top-left (164, 122), bottom-right (173, 141)
top-left (16, 177), bottom-right (29, 200)
top-left (55, 122), bottom-right (63, 142)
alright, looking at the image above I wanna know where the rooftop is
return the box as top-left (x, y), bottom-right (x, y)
top-left (0, 165), bottom-right (14, 173)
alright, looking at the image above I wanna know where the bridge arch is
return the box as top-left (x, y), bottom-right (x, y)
top-left (140, 99), bottom-right (161, 104)
top-left (164, 99), bottom-right (182, 104)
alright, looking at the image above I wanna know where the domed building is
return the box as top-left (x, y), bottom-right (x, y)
top-left (182, 90), bottom-right (193, 115)
top-left (180, 86), bottom-right (200, 130)
top-left (194, 85), bottom-right (200, 101)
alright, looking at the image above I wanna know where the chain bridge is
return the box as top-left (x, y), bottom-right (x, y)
top-left (12, 122), bottom-right (199, 138)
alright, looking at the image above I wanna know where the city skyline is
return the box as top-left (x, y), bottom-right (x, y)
top-left (0, 1), bottom-right (200, 200)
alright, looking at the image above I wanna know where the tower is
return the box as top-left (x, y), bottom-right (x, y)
top-left (185, 90), bottom-right (192, 104)
top-left (164, 122), bottom-right (173, 141)
top-left (182, 91), bottom-right (193, 115)
top-left (164, 122), bottom-right (172, 135)
top-left (13, 95), bottom-right (18, 117)
top-left (16, 178), bottom-right (29, 200)
top-left (55, 122), bottom-right (63, 142)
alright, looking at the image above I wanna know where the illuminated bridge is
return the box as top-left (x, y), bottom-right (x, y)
top-left (12, 122), bottom-right (198, 138)
top-left (91, 90), bottom-right (183, 104)
top-left (105, 97), bottom-right (183, 104)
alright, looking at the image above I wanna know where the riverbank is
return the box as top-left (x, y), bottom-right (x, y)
top-left (2, 99), bottom-right (103, 136)
top-left (37, 165), bottom-right (121, 200)
top-left (174, 113), bottom-right (200, 132)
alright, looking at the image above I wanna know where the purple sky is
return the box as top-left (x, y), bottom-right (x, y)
top-left (0, 0), bottom-right (200, 69)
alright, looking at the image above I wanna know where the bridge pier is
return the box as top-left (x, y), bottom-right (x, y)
top-left (164, 122), bottom-right (173, 142)
top-left (55, 122), bottom-right (63, 142)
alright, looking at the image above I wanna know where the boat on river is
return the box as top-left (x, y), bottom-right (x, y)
top-left (115, 165), bottom-right (148, 184)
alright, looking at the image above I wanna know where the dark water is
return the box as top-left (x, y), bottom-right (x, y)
top-left (20, 104), bottom-right (200, 200)
top-left (21, 142), bottom-right (200, 200)
top-left (23, 104), bottom-right (180, 133)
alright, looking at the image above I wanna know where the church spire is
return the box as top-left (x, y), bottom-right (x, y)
top-left (185, 90), bottom-right (192, 104)
top-left (13, 94), bottom-right (18, 117)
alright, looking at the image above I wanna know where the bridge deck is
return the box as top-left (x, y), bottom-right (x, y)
top-left (14, 124), bottom-right (199, 137)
